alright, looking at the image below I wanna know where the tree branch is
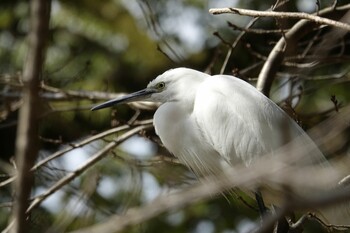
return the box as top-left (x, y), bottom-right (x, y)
top-left (31, 119), bottom-right (153, 172)
top-left (26, 124), bottom-right (152, 213)
top-left (210, 4), bottom-right (350, 96)
top-left (209, 7), bottom-right (350, 31)
top-left (0, 85), bottom-right (158, 111)
top-left (256, 5), bottom-right (350, 95)
top-left (10, 0), bottom-right (50, 232)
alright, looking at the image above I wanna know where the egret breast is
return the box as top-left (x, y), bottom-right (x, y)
top-left (154, 102), bottom-right (228, 177)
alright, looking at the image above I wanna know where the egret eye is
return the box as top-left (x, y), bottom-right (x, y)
top-left (156, 82), bottom-right (165, 90)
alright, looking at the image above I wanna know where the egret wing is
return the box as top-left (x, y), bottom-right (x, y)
top-left (193, 75), bottom-right (325, 167)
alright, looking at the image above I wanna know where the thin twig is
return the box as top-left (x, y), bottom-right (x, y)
top-left (32, 119), bottom-right (153, 171)
top-left (309, 213), bottom-right (350, 230)
top-left (138, 0), bottom-right (183, 62)
top-left (219, 17), bottom-right (260, 74)
top-left (26, 124), bottom-right (152, 213)
top-left (0, 176), bottom-right (16, 188)
top-left (0, 120), bottom-right (153, 189)
top-left (227, 21), bottom-right (289, 34)
top-left (217, 0), bottom-right (290, 74)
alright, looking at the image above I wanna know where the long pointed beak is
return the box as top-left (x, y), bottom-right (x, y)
top-left (91, 88), bottom-right (155, 111)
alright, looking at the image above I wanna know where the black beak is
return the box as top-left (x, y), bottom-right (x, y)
top-left (91, 88), bottom-right (155, 111)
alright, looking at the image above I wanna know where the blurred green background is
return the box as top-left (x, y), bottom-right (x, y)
top-left (1, 0), bottom-right (350, 232)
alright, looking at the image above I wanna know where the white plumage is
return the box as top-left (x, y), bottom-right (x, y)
top-left (149, 68), bottom-right (323, 176)
top-left (92, 67), bottom-right (348, 225)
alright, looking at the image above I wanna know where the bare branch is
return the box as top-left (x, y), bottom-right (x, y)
top-left (10, 0), bottom-right (50, 232)
top-left (255, 4), bottom-right (350, 95)
top-left (210, 4), bottom-right (350, 96)
top-left (26, 124), bottom-right (152, 213)
top-left (31, 119), bottom-right (153, 172)
top-left (217, 0), bottom-right (290, 74)
top-left (219, 17), bottom-right (259, 74)
top-left (1, 121), bottom-right (153, 190)
top-left (0, 85), bottom-right (158, 111)
top-left (227, 21), bottom-right (288, 34)
top-left (209, 7), bottom-right (350, 31)
top-left (138, 0), bottom-right (183, 62)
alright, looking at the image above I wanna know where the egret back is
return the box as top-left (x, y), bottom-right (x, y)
top-left (195, 75), bottom-right (326, 171)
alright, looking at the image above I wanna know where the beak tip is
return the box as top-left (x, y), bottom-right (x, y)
top-left (91, 105), bottom-right (105, 111)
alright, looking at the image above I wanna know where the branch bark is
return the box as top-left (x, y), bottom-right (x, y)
top-left (209, 7), bottom-right (350, 31)
top-left (10, 0), bottom-right (50, 232)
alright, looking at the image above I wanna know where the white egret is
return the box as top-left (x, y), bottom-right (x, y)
top-left (91, 68), bottom-right (346, 224)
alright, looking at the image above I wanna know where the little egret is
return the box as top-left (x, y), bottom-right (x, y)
top-left (92, 68), bottom-right (346, 224)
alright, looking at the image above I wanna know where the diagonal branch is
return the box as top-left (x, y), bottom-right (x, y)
top-left (31, 119), bottom-right (153, 171)
top-left (26, 124), bottom-right (152, 213)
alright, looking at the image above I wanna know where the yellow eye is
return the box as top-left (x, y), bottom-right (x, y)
top-left (156, 82), bottom-right (165, 90)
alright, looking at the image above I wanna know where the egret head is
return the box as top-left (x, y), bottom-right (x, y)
top-left (91, 68), bottom-right (207, 111)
